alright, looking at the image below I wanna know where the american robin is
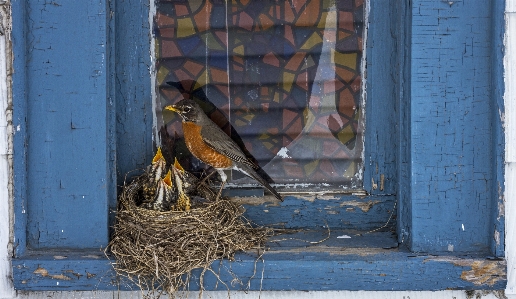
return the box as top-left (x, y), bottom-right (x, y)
top-left (173, 157), bottom-right (216, 202)
top-left (172, 157), bottom-right (198, 194)
top-left (148, 169), bottom-right (176, 212)
top-left (164, 99), bottom-right (283, 201)
top-left (148, 147), bottom-right (167, 182)
top-left (172, 159), bottom-right (191, 211)
top-left (142, 147), bottom-right (167, 203)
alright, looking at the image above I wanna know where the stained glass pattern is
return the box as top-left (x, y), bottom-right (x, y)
top-left (155, 0), bottom-right (364, 187)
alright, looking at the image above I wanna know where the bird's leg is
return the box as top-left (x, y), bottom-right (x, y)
top-left (214, 170), bottom-right (228, 201)
top-left (215, 181), bottom-right (226, 201)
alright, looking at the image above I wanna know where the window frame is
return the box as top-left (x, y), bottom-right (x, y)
top-left (10, 0), bottom-right (507, 292)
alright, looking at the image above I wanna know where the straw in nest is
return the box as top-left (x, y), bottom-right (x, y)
top-left (106, 153), bottom-right (272, 297)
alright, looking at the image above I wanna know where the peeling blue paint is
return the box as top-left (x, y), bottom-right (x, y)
top-left (409, 0), bottom-right (504, 254)
top-left (11, 0), bottom-right (506, 292)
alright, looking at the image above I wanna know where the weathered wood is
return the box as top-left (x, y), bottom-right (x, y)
top-left (10, 290), bottom-right (509, 299)
top-left (112, 0), bottom-right (154, 247)
top-left (12, 244), bottom-right (506, 291)
top-left (0, 0), bottom-right (13, 296)
top-left (12, 0), bottom-right (29, 257)
top-left (504, 3), bottom-right (516, 296)
top-left (490, 0), bottom-right (506, 260)
top-left (114, 0), bottom-right (154, 184)
top-left (12, 0), bottom-right (111, 250)
top-left (409, 0), bottom-right (503, 253)
top-left (8, 0), bottom-right (508, 293)
top-left (362, 0), bottom-right (399, 196)
top-left (238, 195), bottom-right (396, 231)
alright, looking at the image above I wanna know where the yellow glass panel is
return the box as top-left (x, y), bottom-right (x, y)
top-left (177, 18), bottom-right (196, 38)
top-left (333, 51), bottom-right (357, 70)
top-left (304, 159), bottom-right (319, 176)
top-left (282, 71), bottom-right (295, 92)
top-left (233, 45), bottom-right (244, 55)
top-left (301, 32), bottom-right (323, 50)
top-left (157, 65), bottom-right (169, 85)
top-left (337, 125), bottom-right (355, 144)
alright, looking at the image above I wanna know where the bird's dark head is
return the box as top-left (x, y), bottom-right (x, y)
top-left (164, 99), bottom-right (202, 122)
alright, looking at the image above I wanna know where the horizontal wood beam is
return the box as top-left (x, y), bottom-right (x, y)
top-left (12, 246), bottom-right (506, 291)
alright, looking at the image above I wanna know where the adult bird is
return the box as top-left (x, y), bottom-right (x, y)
top-left (164, 99), bottom-right (283, 201)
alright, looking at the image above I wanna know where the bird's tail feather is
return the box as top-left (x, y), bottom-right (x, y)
top-left (237, 164), bottom-right (283, 201)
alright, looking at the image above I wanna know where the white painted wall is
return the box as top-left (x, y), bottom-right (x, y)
top-left (504, 1), bottom-right (516, 298)
top-left (0, 1), bottom-right (13, 297)
top-left (2, 2), bottom-right (516, 299)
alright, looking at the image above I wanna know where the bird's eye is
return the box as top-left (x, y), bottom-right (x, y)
top-left (183, 106), bottom-right (191, 113)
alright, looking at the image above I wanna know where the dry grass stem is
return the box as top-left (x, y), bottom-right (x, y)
top-left (106, 173), bottom-right (272, 298)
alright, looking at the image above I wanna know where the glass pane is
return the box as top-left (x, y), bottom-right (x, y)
top-left (154, 0), bottom-right (365, 189)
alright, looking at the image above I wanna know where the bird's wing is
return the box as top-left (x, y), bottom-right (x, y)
top-left (200, 123), bottom-right (257, 168)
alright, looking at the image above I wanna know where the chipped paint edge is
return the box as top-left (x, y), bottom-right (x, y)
top-left (425, 257), bottom-right (507, 287)
top-left (0, 0), bottom-right (14, 297)
top-left (149, 0), bottom-right (159, 147)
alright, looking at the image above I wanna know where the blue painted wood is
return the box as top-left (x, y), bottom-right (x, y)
top-left (223, 188), bottom-right (264, 197)
top-left (242, 195), bottom-right (396, 231)
top-left (11, 247), bottom-right (506, 291)
top-left (394, 0), bottom-right (413, 247)
top-left (409, 0), bottom-right (501, 253)
top-left (11, 0), bottom-right (507, 292)
top-left (106, 0), bottom-right (117, 243)
top-left (12, 0), bottom-right (29, 257)
top-left (13, 0), bottom-right (111, 250)
top-left (362, 0), bottom-right (398, 196)
top-left (489, 0), bottom-right (506, 258)
top-left (114, 0), bottom-right (154, 186)
top-left (111, 0), bottom-right (154, 244)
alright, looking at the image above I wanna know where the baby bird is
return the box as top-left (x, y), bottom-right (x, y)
top-left (172, 158), bottom-right (191, 211)
top-left (141, 147), bottom-right (168, 206)
top-left (148, 147), bottom-right (166, 184)
top-left (149, 169), bottom-right (176, 212)
top-left (172, 158), bottom-right (198, 194)
top-left (174, 159), bottom-right (216, 201)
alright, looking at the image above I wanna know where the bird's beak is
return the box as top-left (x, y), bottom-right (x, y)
top-left (164, 105), bottom-right (180, 113)
top-left (163, 169), bottom-right (172, 187)
top-left (152, 147), bottom-right (164, 163)
top-left (173, 157), bottom-right (184, 172)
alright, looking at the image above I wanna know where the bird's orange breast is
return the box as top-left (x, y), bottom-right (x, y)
top-left (182, 122), bottom-right (233, 168)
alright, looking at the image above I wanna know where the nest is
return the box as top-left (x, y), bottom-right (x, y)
top-left (107, 172), bottom-right (272, 297)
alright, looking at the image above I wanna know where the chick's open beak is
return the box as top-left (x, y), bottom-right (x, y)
top-left (173, 157), bottom-right (184, 172)
top-left (163, 169), bottom-right (172, 187)
top-left (164, 105), bottom-right (180, 113)
top-left (152, 147), bottom-right (164, 164)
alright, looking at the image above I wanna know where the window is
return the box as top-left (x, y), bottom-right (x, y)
top-left (154, 0), bottom-right (365, 188)
top-left (150, 0), bottom-right (397, 237)
top-left (11, 0), bottom-right (506, 291)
